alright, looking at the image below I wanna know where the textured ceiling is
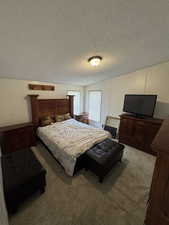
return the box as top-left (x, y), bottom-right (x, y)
top-left (0, 0), bottom-right (169, 86)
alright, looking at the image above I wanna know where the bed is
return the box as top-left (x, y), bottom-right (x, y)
top-left (28, 95), bottom-right (110, 176)
top-left (37, 118), bottom-right (110, 175)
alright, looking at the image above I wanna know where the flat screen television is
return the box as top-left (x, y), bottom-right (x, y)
top-left (123, 94), bottom-right (157, 118)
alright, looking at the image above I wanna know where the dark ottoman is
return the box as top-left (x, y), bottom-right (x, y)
top-left (2, 148), bottom-right (46, 213)
top-left (85, 139), bottom-right (124, 183)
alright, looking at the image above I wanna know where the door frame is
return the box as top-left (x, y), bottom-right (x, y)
top-left (88, 90), bottom-right (102, 123)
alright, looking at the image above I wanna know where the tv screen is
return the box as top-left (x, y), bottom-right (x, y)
top-left (123, 94), bottom-right (157, 117)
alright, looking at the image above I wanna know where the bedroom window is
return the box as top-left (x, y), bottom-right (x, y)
top-left (88, 91), bottom-right (102, 122)
top-left (67, 91), bottom-right (81, 115)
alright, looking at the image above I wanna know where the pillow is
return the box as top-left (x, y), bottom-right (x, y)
top-left (40, 115), bottom-right (52, 127)
top-left (64, 113), bottom-right (71, 120)
top-left (55, 114), bottom-right (65, 122)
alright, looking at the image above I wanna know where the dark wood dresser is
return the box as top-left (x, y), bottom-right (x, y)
top-left (0, 122), bottom-right (36, 155)
top-left (145, 118), bottom-right (169, 225)
top-left (118, 114), bottom-right (163, 155)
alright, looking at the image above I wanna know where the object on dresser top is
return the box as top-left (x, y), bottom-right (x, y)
top-left (2, 148), bottom-right (47, 213)
top-left (0, 123), bottom-right (36, 155)
top-left (75, 112), bottom-right (89, 124)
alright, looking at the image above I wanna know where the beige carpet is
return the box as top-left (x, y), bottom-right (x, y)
top-left (10, 143), bottom-right (155, 225)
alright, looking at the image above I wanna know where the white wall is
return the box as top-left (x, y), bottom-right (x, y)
top-left (0, 79), bottom-right (84, 126)
top-left (1, 61), bottom-right (169, 127)
top-left (85, 61), bottom-right (169, 124)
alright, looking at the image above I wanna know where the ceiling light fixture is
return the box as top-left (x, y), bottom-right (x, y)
top-left (88, 56), bottom-right (102, 67)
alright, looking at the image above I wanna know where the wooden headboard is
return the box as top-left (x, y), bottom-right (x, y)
top-left (28, 95), bottom-right (74, 127)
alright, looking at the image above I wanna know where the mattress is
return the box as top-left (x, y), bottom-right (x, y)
top-left (0, 148), bottom-right (9, 225)
top-left (37, 119), bottom-right (110, 176)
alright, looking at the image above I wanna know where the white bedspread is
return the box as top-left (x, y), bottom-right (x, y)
top-left (37, 119), bottom-right (110, 176)
top-left (0, 150), bottom-right (9, 225)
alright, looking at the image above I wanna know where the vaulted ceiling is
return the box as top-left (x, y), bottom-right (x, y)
top-left (0, 0), bottom-right (169, 85)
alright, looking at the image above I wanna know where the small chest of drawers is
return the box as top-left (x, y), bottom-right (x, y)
top-left (0, 123), bottom-right (36, 155)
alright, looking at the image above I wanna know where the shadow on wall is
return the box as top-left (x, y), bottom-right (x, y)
top-left (154, 101), bottom-right (169, 119)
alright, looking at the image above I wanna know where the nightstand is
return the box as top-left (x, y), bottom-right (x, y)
top-left (0, 122), bottom-right (36, 155)
top-left (75, 113), bottom-right (89, 124)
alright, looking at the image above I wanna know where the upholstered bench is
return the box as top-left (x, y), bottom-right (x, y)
top-left (85, 139), bottom-right (124, 183)
top-left (2, 148), bottom-right (46, 213)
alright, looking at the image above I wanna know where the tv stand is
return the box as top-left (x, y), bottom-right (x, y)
top-left (118, 114), bottom-right (163, 155)
top-left (126, 113), bottom-right (151, 119)
top-left (135, 114), bottom-right (148, 119)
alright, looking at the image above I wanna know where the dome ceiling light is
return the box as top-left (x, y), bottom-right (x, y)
top-left (88, 56), bottom-right (102, 67)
